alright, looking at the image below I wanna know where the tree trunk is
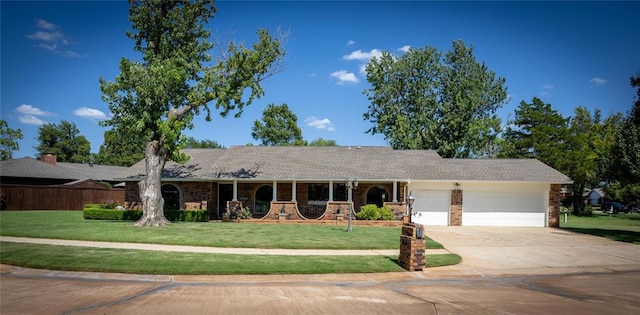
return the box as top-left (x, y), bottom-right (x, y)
top-left (134, 140), bottom-right (171, 227)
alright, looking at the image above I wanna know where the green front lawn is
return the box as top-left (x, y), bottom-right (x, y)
top-left (0, 211), bottom-right (460, 274)
top-left (0, 242), bottom-right (461, 275)
top-left (559, 212), bottom-right (640, 244)
top-left (0, 211), bottom-right (443, 249)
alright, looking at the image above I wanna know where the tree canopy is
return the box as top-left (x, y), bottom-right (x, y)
top-left (363, 40), bottom-right (507, 158)
top-left (500, 97), bottom-right (625, 214)
top-left (184, 136), bottom-right (224, 149)
top-left (308, 138), bottom-right (337, 146)
top-left (500, 97), bottom-right (569, 168)
top-left (251, 103), bottom-right (303, 146)
top-left (0, 120), bottom-right (22, 160)
top-left (35, 121), bottom-right (91, 163)
top-left (609, 72), bottom-right (640, 184)
top-left (99, 0), bottom-right (285, 226)
top-left (95, 129), bottom-right (145, 167)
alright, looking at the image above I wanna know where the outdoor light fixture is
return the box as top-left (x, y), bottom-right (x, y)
top-left (345, 178), bottom-right (358, 232)
top-left (406, 191), bottom-right (415, 219)
top-left (454, 182), bottom-right (461, 191)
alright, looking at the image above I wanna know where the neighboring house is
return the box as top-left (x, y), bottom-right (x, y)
top-left (585, 188), bottom-right (605, 206)
top-left (117, 146), bottom-right (572, 227)
top-left (0, 154), bottom-right (128, 210)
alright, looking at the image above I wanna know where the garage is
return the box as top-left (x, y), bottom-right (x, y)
top-left (410, 189), bottom-right (451, 226)
top-left (462, 188), bottom-right (548, 227)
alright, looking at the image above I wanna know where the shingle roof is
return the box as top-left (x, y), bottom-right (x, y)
top-left (0, 157), bottom-right (128, 182)
top-left (116, 146), bottom-right (572, 183)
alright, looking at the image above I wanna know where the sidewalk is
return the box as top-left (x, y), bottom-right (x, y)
top-left (0, 236), bottom-right (451, 256)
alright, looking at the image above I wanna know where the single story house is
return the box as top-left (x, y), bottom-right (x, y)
top-left (0, 154), bottom-right (128, 210)
top-left (116, 146), bottom-right (572, 227)
top-left (585, 188), bottom-right (605, 206)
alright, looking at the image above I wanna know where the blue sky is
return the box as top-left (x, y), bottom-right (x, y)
top-left (2, 1), bottom-right (638, 159)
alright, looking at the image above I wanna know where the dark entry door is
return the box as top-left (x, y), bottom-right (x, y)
top-left (217, 184), bottom-right (233, 219)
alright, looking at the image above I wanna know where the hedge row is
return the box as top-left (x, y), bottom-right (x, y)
top-left (83, 208), bottom-right (209, 222)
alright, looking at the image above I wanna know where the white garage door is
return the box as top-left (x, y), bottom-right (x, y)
top-left (463, 190), bottom-right (547, 227)
top-left (411, 190), bottom-right (450, 226)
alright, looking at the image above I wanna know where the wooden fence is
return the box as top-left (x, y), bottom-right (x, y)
top-left (1, 184), bottom-right (125, 210)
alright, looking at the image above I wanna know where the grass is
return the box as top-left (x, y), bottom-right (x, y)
top-left (0, 242), bottom-right (461, 275)
top-left (0, 211), bottom-right (460, 274)
top-left (559, 212), bottom-right (640, 245)
top-left (0, 211), bottom-right (443, 249)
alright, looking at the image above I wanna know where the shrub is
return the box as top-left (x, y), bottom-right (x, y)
top-left (356, 204), bottom-right (395, 220)
top-left (83, 209), bottom-right (142, 220)
top-left (239, 207), bottom-right (252, 219)
top-left (83, 205), bottom-right (209, 222)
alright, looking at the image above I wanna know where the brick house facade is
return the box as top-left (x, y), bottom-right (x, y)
top-left (118, 146), bottom-right (571, 227)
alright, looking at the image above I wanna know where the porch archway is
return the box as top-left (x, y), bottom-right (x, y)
top-left (254, 185), bottom-right (272, 218)
top-left (366, 186), bottom-right (389, 208)
top-left (161, 184), bottom-right (181, 210)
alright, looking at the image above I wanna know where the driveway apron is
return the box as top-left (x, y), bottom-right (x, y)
top-left (424, 226), bottom-right (640, 276)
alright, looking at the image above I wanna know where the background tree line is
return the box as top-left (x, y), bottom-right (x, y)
top-left (3, 33), bottom-right (636, 217)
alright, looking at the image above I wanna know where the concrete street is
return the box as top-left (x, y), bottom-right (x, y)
top-left (2, 226), bottom-right (640, 314)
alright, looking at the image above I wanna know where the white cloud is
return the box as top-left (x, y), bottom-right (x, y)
top-left (343, 49), bottom-right (383, 61)
top-left (74, 107), bottom-right (108, 120)
top-left (36, 19), bottom-right (58, 30)
top-left (346, 40), bottom-right (356, 46)
top-left (26, 19), bottom-right (81, 57)
top-left (330, 70), bottom-right (359, 85)
top-left (15, 104), bottom-right (55, 117)
top-left (359, 64), bottom-right (368, 75)
top-left (305, 117), bottom-right (335, 131)
top-left (398, 45), bottom-right (411, 53)
top-left (18, 115), bottom-right (48, 126)
top-left (540, 84), bottom-right (554, 98)
top-left (590, 77), bottom-right (607, 85)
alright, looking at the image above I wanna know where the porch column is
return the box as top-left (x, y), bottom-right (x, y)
top-left (393, 181), bottom-right (398, 202)
top-left (291, 181), bottom-right (297, 201)
top-left (232, 180), bottom-right (238, 201)
top-left (329, 180), bottom-right (334, 201)
top-left (272, 180), bottom-right (278, 201)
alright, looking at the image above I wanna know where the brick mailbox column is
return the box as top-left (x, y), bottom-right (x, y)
top-left (398, 222), bottom-right (426, 271)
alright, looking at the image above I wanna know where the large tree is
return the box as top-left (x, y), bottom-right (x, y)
top-left (501, 99), bottom-right (623, 215)
top-left (100, 0), bottom-right (285, 226)
top-left (363, 40), bottom-right (507, 158)
top-left (0, 120), bottom-right (23, 160)
top-left (95, 129), bottom-right (145, 167)
top-left (35, 121), bottom-right (91, 163)
top-left (500, 97), bottom-right (569, 168)
top-left (251, 103), bottom-right (303, 146)
top-left (609, 72), bottom-right (640, 184)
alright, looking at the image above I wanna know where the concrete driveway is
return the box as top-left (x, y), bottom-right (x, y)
top-left (424, 226), bottom-right (640, 276)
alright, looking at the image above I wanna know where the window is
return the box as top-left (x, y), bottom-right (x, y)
top-left (161, 184), bottom-right (180, 210)
top-left (308, 183), bottom-right (329, 201)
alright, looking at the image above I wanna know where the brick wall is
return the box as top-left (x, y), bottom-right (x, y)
top-left (548, 184), bottom-right (561, 227)
top-left (450, 189), bottom-right (463, 226)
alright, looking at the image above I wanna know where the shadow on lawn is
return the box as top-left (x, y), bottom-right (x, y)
top-left (562, 227), bottom-right (640, 244)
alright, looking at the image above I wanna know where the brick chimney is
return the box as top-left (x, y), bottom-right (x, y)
top-left (41, 153), bottom-right (57, 166)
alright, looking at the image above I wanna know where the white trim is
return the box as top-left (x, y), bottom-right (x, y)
top-left (232, 180), bottom-right (238, 201)
top-left (272, 180), bottom-right (277, 201)
top-left (329, 180), bottom-right (334, 201)
top-left (291, 181), bottom-right (297, 201)
top-left (393, 181), bottom-right (398, 202)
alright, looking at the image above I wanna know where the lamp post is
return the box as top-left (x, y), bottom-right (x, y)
top-left (406, 191), bottom-right (415, 223)
top-left (345, 178), bottom-right (358, 232)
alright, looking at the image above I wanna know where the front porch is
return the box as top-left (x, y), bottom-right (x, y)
top-left (124, 180), bottom-right (410, 221)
